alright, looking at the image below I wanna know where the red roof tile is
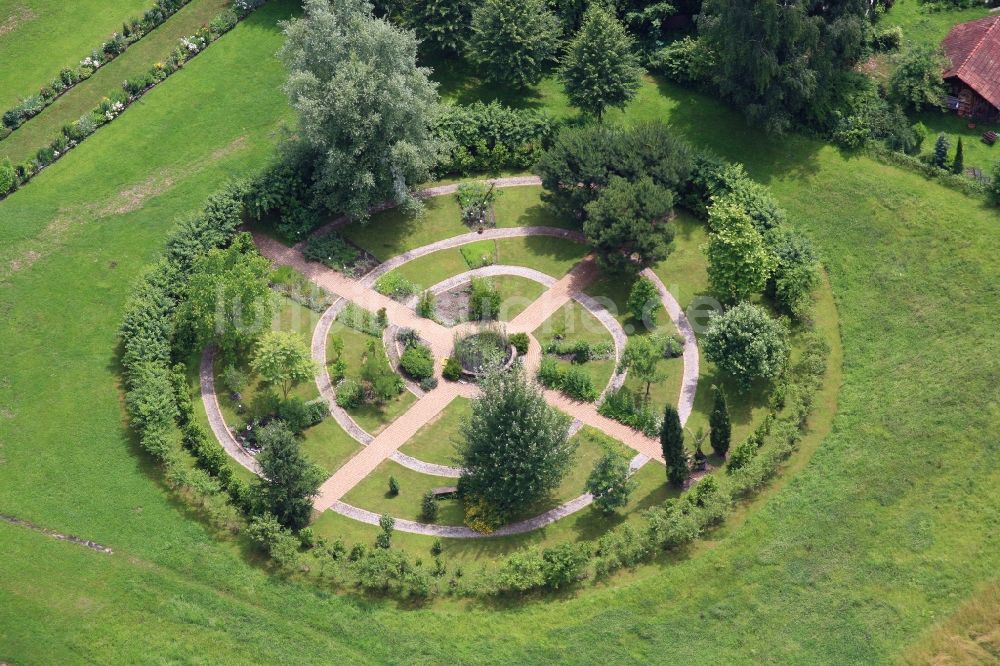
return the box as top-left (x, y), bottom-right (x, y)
top-left (942, 15), bottom-right (1000, 110)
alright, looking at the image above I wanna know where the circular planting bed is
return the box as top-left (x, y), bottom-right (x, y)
top-left (453, 329), bottom-right (516, 378)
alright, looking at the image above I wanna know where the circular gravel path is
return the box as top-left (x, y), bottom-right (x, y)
top-left (202, 177), bottom-right (701, 538)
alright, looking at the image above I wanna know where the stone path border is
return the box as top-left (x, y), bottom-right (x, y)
top-left (202, 177), bottom-right (701, 537)
top-left (200, 345), bottom-right (261, 475)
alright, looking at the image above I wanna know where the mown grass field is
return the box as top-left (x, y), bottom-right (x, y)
top-left (0, 0), bottom-right (232, 166)
top-left (0, 0), bottom-right (151, 111)
top-left (0, 5), bottom-right (997, 663)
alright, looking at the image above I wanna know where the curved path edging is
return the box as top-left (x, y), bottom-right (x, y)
top-left (203, 178), bottom-right (701, 537)
top-left (199, 346), bottom-right (262, 475)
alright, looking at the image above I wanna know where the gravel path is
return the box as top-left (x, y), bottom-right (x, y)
top-left (199, 346), bottom-right (261, 475)
top-left (200, 180), bottom-right (702, 537)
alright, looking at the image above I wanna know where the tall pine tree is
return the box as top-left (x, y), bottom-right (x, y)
top-left (952, 137), bottom-right (964, 175)
top-left (709, 385), bottom-right (732, 457)
top-left (661, 404), bottom-right (688, 487)
top-left (560, 4), bottom-right (642, 120)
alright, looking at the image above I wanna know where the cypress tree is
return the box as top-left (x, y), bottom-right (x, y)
top-left (952, 137), bottom-right (964, 175)
top-left (661, 404), bottom-right (688, 487)
top-left (709, 386), bottom-right (732, 457)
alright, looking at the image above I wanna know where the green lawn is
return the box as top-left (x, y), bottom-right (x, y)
top-left (911, 109), bottom-right (1000, 175)
top-left (338, 424), bottom-right (634, 529)
top-left (340, 184), bottom-right (574, 261)
top-left (398, 396), bottom-right (470, 466)
top-left (1, 0), bottom-right (232, 166)
top-left (1, 15), bottom-right (999, 665)
top-left (883, 0), bottom-right (991, 49)
top-left (388, 235), bottom-right (588, 290)
top-left (328, 325), bottom-right (417, 434)
top-left (0, 0), bottom-right (151, 111)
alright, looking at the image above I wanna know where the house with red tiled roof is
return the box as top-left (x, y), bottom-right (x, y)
top-left (941, 15), bottom-right (1000, 121)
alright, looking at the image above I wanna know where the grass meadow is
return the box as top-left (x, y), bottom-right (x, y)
top-left (0, 4), bottom-right (997, 663)
top-left (0, 0), bottom-right (151, 111)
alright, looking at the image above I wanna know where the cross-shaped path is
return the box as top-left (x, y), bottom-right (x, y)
top-left (254, 231), bottom-right (672, 510)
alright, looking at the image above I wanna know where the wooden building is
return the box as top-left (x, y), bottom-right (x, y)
top-left (941, 15), bottom-right (1000, 122)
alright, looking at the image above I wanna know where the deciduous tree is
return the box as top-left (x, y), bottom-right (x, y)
top-left (459, 366), bottom-right (573, 518)
top-left (703, 302), bottom-right (789, 390)
top-left (279, 0), bottom-right (447, 220)
top-left (560, 4), bottom-right (642, 120)
top-left (252, 331), bottom-right (318, 400)
top-left (469, 0), bottom-right (561, 89)
top-left (705, 202), bottom-right (776, 303)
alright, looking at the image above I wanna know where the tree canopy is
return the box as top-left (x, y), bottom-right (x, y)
top-left (251, 331), bottom-right (318, 400)
top-left (705, 202), bottom-right (776, 304)
top-left (560, 4), bottom-right (642, 119)
top-left (469, 0), bottom-right (562, 89)
top-left (177, 233), bottom-right (273, 356)
top-left (583, 176), bottom-right (675, 273)
top-left (888, 44), bottom-right (947, 112)
top-left (459, 366), bottom-right (574, 519)
top-left (703, 302), bottom-right (789, 390)
top-left (699, 0), bottom-right (869, 132)
top-left (256, 420), bottom-right (326, 530)
top-left (279, 0), bottom-right (447, 220)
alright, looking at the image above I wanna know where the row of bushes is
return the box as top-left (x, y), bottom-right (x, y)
top-left (0, 0), bottom-right (204, 135)
top-left (435, 101), bottom-right (557, 175)
top-left (537, 357), bottom-right (598, 402)
top-left (543, 338), bottom-right (614, 363)
top-left (0, 0), bottom-right (266, 201)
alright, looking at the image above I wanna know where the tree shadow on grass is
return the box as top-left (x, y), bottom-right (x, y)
top-left (648, 76), bottom-right (824, 186)
top-left (427, 56), bottom-right (550, 110)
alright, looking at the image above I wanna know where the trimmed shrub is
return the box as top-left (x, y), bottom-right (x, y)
top-left (442, 357), bottom-right (462, 381)
top-left (421, 490), bottom-right (439, 521)
top-left (598, 387), bottom-right (660, 437)
top-left (436, 101), bottom-right (556, 174)
top-left (375, 272), bottom-right (417, 300)
top-left (537, 356), bottom-right (564, 388)
top-left (400, 343), bottom-right (434, 381)
top-left (303, 233), bottom-right (360, 273)
top-left (509, 332), bottom-right (529, 355)
top-left (335, 378), bottom-right (363, 408)
top-left (469, 277), bottom-right (501, 320)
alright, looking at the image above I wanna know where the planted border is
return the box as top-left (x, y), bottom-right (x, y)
top-left (0, 0), bottom-right (240, 138)
top-left (0, 0), bottom-right (267, 201)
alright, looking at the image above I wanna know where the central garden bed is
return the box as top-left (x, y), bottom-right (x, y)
top-left (452, 328), bottom-right (515, 377)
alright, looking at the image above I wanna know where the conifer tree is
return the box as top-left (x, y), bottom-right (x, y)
top-left (952, 137), bottom-right (964, 175)
top-left (932, 133), bottom-right (950, 168)
top-left (709, 385), bottom-right (732, 457)
top-left (661, 404), bottom-right (687, 487)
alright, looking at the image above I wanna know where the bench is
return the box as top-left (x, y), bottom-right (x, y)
top-left (983, 131), bottom-right (997, 145)
top-left (431, 486), bottom-right (458, 499)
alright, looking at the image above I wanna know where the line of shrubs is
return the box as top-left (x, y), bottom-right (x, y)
top-left (0, 0), bottom-right (207, 137)
top-left (0, 0), bottom-right (267, 201)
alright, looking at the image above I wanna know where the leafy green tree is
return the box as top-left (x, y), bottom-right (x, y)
top-left (459, 365), bottom-right (574, 518)
top-left (764, 227), bottom-right (819, 319)
top-left (699, 0), bottom-right (867, 132)
top-left (583, 176), bottom-right (676, 273)
top-left (627, 276), bottom-right (661, 329)
top-left (178, 233), bottom-right (273, 356)
top-left (560, 4), bottom-right (642, 120)
top-left (708, 385), bottom-right (731, 456)
top-left (704, 302), bottom-right (789, 390)
top-left (279, 0), bottom-right (447, 220)
top-left (256, 421), bottom-right (326, 530)
top-left (661, 404), bottom-right (687, 487)
top-left (932, 133), bottom-right (950, 169)
top-left (404, 0), bottom-right (472, 54)
top-left (705, 202), bottom-right (776, 303)
top-left (252, 331), bottom-right (318, 400)
top-left (586, 446), bottom-right (637, 513)
top-left (952, 137), bottom-right (964, 175)
top-left (535, 121), bottom-right (693, 220)
top-left (888, 44), bottom-right (947, 112)
top-left (622, 336), bottom-right (662, 401)
top-left (469, 0), bottom-right (562, 89)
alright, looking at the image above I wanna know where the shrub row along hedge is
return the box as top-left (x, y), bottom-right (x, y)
top-left (120, 177), bottom-right (253, 505)
top-left (0, 0), bottom-right (259, 137)
top-left (474, 334), bottom-right (830, 595)
top-left (0, 0), bottom-right (267, 201)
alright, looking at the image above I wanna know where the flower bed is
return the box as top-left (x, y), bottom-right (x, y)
top-left (0, 0), bottom-right (268, 201)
